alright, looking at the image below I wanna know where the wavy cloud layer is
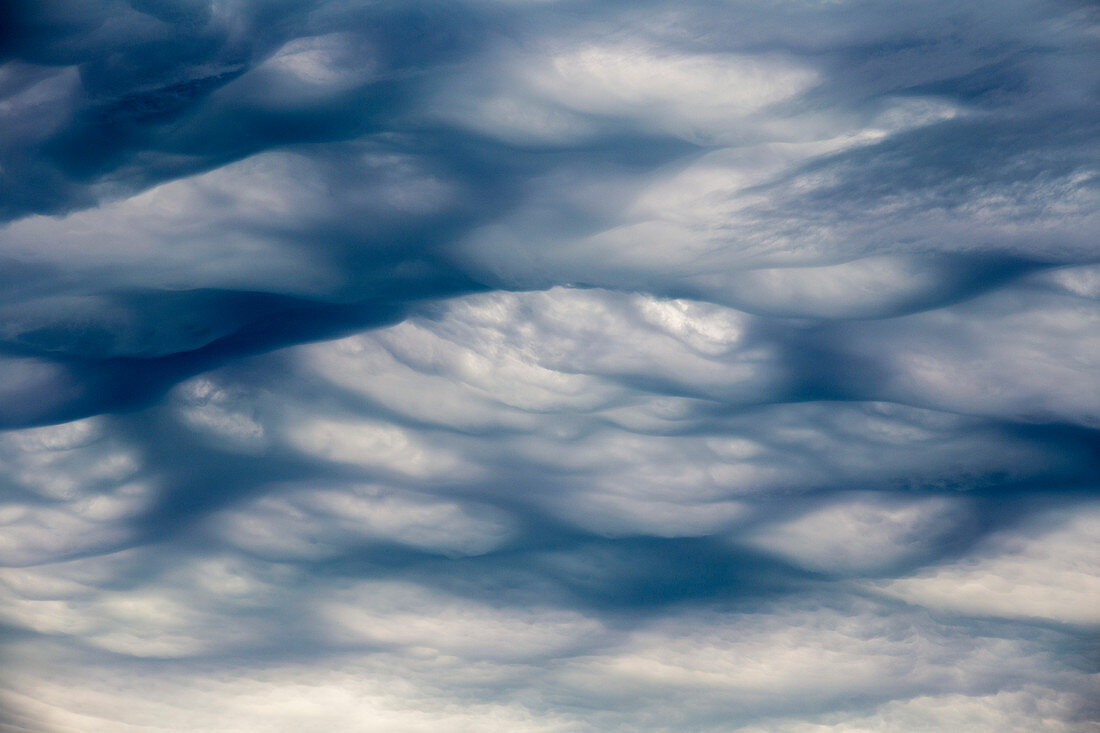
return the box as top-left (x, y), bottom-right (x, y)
top-left (1, 1), bottom-right (1098, 730)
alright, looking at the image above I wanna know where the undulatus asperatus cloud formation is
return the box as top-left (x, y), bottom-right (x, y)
top-left (0, 1), bottom-right (1098, 730)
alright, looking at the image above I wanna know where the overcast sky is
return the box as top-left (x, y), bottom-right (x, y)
top-left (1, 1), bottom-right (1098, 731)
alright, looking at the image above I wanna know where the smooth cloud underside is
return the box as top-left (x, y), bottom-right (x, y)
top-left (1, 0), bottom-right (1098, 731)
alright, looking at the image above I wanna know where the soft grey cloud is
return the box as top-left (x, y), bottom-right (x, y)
top-left (1, 0), bottom-right (1098, 730)
top-left (871, 505), bottom-right (1100, 626)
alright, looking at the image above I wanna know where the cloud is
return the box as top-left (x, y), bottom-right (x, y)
top-left (847, 286), bottom-right (1100, 426)
top-left (1, 0), bottom-right (1098, 730)
top-left (0, 417), bottom-right (149, 566)
top-left (736, 493), bottom-right (968, 576)
top-left (552, 599), bottom-right (1086, 723)
top-left (210, 482), bottom-right (515, 560)
top-left (434, 39), bottom-right (818, 146)
top-left (737, 689), bottom-right (1094, 733)
top-left (871, 505), bottom-right (1100, 626)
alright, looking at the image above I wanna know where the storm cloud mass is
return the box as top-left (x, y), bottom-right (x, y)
top-left (1, 0), bottom-right (1098, 730)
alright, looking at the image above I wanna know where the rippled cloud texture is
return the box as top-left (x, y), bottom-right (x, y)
top-left (1, 0), bottom-right (1099, 730)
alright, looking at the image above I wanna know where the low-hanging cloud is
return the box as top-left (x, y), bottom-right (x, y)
top-left (1, 0), bottom-right (1098, 730)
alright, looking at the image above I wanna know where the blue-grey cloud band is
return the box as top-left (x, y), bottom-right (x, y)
top-left (1, 0), bottom-right (1098, 730)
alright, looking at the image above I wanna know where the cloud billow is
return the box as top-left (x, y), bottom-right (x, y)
top-left (1, 0), bottom-right (1098, 730)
